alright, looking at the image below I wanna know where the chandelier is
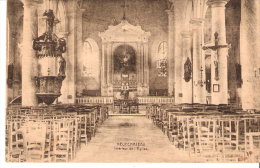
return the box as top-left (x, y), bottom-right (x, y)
top-left (33, 9), bottom-right (67, 105)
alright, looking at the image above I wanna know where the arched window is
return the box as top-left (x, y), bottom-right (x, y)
top-left (82, 41), bottom-right (94, 77)
top-left (156, 41), bottom-right (168, 77)
top-left (81, 38), bottom-right (100, 92)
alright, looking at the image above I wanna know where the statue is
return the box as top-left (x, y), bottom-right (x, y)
top-left (184, 57), bottom-right (192, 82)
top-left (58, 56), bottom-right (66, 76)
top-left (202, 32), bottom-right (231, 81)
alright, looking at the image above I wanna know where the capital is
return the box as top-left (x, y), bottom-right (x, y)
top-left (181, 31), bottom-right (192, 38)
top-left (21, 0), bottom-right (43, 7)
top-left (207, 0), bottom-right (230, 7)
top-left (190, 18), bottom-right (204, 29)
top-left (165, 9), bottom-right (174, 16)
top-left (190, 18), bottom-right (203, 25)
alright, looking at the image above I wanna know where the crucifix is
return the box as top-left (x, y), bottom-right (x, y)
top-left (202, 32), bottom-right (231, 81)
top-left (121, 0), bottom-right (129, 20)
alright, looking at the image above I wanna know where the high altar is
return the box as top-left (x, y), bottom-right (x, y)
top-left (99, 20), bottom-right (151, 99)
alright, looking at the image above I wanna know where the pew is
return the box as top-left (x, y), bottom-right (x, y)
top-left (6, 104), bottom-right (108, 162)
top-left (145, 103), bottom-right (260, 162)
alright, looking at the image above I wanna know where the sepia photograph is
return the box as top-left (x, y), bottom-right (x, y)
top-left (3, 0), bottom-right (260, 163)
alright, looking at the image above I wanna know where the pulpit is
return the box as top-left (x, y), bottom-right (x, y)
top-left (33, 10), bottom-right (67, 105)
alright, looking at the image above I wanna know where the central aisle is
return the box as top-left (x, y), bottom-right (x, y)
top-left (73, 116), bottom-right (201, 162)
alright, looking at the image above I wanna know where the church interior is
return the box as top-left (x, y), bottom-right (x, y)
top-left (5, 0), bottom-right (260, 163)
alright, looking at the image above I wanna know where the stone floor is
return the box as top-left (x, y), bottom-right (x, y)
top-left (73, 116), bottom-right (202, 163)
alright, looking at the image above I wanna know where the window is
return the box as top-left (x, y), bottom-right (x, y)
top-left (82, 41), bottom-right (94, 77)
top-left (156, 41), bottom-right (168, 77)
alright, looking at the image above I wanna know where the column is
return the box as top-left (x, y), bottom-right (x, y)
top-left (104, 43), bottom-right (108, 86)
top-left (65, 1), bottom-right (78, 102)
top-left (107, 43), bottom-right (112, 85)
top-left (173, 1), bottom-right (185, 104)
top-left (136, 43), bottom-right (140, 85)
top-left (136, 43), bottom-right (142, 95)
top-left (101, 42), bottom-right (108, 96)
top-left (240, 0), bottom-right (260, 110)
top-left (181, 31), bottom-right (192, 104)
top-left (207, 0), bottom-right (229, 105)
top-left (190, 18), bottom-right (205, 104)
top-left (111, 43), bottom-right (115, 84)
top-left (166, 9), bottom-right (175, 96)
top-left (107, 42), bottom-right (113, 96)
top-left (101, 42), bottom-right (105, 96)
top-left (144, 42), bottom-right (149, 95)
top-left (11, 30), bottom-right (19, 99)
top-left (9, 3), bottom-right (23, 99)
top-left (140, 43), bottom-right (144, 86)
top-left (21, 0), bottom-right (42, 106)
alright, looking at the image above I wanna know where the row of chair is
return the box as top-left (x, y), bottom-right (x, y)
top-left (6, 104), bottom-right (109, 162)
top-left (146, 104), bottom-right (260, 162)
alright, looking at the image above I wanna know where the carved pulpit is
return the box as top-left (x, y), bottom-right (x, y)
top-left (33, 10), bottom-right (67, 105)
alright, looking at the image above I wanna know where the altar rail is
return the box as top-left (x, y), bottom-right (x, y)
top-left (138, 96), bottom-right (174, 104)
top-left (76, 97), bottom-right (114, 104)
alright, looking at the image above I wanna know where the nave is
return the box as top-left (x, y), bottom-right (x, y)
top-left (73, 116), bottom-right (198, 163)
top-left (6, 103), bottom-right (260, 163)
top-left (5, 0), bottom-right (260, 163)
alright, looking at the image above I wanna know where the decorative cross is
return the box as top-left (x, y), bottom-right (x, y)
top-left (121, 0), bottom-right (129, 20)
top-left (202, 32), bottom-right (231, 81)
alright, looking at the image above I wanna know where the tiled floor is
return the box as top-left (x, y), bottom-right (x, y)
top-left (73, 116), bottom-right (202, 162)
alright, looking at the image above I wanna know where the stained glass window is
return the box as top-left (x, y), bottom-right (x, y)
top-left (156, 41), bottom-right (168, 77)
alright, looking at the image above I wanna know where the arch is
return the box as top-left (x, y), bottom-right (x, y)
top-left (80, 38), bottom-right (100, 91)
top-left (149, 40), bottom-right (168, 95)
top-left (202, 0), bottom-right (209, 19)
top-left (55, 0), bottom-right (67, 33)
top-left (157, 41), bottom-right (168, 59)
top-left (82, 38), bottom-right (100, 78)
top-left (192, 0), bottom-right (208, 19)
top-left (184, 0), bottom-right (194, 29)
top-left (203, 7), bottom-right (212, 44)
